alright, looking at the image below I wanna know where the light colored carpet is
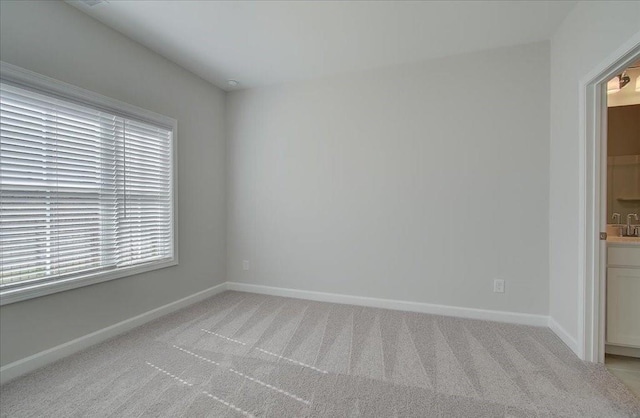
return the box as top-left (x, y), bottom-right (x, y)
top-left (1, 291), bottom-right (639, 417)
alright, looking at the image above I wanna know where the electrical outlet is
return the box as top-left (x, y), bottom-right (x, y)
top-left (493, 279), bottom-right (505, 293)
top-left (242, 260), bottom-right (250, 271)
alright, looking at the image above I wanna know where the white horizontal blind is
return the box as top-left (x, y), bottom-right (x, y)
top-left (0, 82), bottom-right (174, 289)
top-left (115, 119), bottom-right (173, 267)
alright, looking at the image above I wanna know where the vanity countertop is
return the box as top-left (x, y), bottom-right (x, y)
top-left (607, 236), bottom-right (640, 246)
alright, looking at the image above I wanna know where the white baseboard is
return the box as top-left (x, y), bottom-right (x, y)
top-left (226, 282), bottom-right (549, 327)
top-left (0, 282), bottom-right (228, 385)
top-left (547, 316), bottom-right (581, 356)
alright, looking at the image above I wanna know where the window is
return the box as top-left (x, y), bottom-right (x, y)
top-left (0, 63), bottom-right (177, 305)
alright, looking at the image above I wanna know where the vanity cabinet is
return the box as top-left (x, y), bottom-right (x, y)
top-left (607, 245), bottom-right (640, 351)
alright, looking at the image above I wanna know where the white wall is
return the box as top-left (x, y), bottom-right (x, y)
top-left (549, 1), bottom-right (640, 347)
top-left (0, 0), bottom-right (227, 366)
top-left (227, 42), bottom-right (550, 315)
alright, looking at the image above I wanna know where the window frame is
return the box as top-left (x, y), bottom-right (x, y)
top-left (0, 61), bottom-right (178, 306)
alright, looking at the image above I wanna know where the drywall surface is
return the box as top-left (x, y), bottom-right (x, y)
top-left (227, 42), bottom-right (550, 316)
top-left (0, 0), bottom-right (226, 366)
top-left (549, 1), bottom-right (640, 347)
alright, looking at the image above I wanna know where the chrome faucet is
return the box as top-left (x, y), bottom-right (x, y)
top-left (611, 213), bottom-right (623, 237)
top-left (625, 213), bottom-right (639, 237)
top-left (612, 213), bottom-right (621, 224)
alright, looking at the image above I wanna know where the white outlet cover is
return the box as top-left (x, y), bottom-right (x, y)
top-left (493, 279), bottom-right (505, 293)
top-left (242, 260), bottom-right (250, 271)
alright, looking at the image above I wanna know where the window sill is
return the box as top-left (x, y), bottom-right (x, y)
top-left (0, 259), bottom-right (178, 306)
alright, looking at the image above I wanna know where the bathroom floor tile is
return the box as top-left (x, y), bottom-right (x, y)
top-left (606, 354), bottom-right (640, 398)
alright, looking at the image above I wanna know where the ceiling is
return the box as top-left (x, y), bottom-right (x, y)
top-left (67, 0), bottom-right (576, 91)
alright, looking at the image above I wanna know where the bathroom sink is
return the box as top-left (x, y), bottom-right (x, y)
top-left (606, 224), bottom-right (639, 242)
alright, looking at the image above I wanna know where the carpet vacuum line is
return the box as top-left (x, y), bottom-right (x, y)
top-left (144, 362), bottom-right (255, 417)
top-left (200, 329), bottom-right (328, 374)
top-left (172, 345), bottom-right (312, 405)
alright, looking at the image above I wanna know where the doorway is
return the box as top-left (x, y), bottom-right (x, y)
top-left (601, 59), bottom-right (640, 398)
top-left (579, 36), bottom-right (640, 367)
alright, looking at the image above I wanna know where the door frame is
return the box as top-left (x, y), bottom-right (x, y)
top-left (579, 32), bottom-right (640, 363)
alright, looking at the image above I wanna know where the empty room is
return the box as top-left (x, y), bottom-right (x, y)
top-left (0, 0), bottom-right (639, 416)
